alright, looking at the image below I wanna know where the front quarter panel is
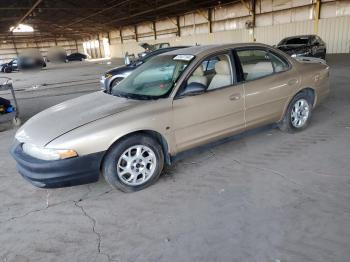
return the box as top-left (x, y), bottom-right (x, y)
top-left (46, 98), bottom-right (174, 156)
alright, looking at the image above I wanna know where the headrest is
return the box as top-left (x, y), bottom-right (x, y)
top-left (215, 60), bottom-right (230, 75)
top-left (192, 66), bottom-right (204, 76)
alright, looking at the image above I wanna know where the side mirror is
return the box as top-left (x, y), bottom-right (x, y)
top-left (179, 82), bottom-right (206, 97)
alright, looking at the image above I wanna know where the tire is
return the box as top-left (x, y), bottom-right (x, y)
top-left (102, 134), bottom-right (164, 192)
top-left (4, 67), bottom-right (12, 73)
top-left (109, 77), bottom-right (124, 93)
top-left (278, 92), bottom-right (313, 133)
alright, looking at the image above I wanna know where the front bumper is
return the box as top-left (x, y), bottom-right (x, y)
top-left (11, 143), bottom-right (104, 188)
top-left (100, 76), bottom-right (107, 91)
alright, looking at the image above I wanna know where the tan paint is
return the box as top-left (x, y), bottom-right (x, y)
top-left (15, 43), bottom-right (330, 159)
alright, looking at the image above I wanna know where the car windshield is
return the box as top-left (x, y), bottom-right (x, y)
top-left (279, 37), bottom-right (310, 45)
top-left (111, 55), bottom-right (193, 100)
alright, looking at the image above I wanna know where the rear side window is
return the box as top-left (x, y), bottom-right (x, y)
top-left (236, 49), bottom-right (273, 81)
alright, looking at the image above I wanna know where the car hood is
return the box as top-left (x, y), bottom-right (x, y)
top-left (106, 63), bottom-right (138, 75)
top-left (15, 91), bottom-right (145, 147)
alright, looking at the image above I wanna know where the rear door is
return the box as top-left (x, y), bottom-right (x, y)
top-left (234, 47), bottom-right (300, 129)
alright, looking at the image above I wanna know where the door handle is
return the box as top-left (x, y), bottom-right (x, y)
top-left (229, 93), bottom-right (241, 101)
top-left (288, 79), bottom-right (298, 86)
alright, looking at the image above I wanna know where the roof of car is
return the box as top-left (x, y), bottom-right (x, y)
top-left (161, 43), bottom-right (274, 56)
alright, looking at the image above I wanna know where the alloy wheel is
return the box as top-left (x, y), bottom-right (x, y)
top-left (116, 145), bottom-right (157, 186)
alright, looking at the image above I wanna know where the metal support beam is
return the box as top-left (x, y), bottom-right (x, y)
top-left (11, 36), bottom-right (19, 56)
top-left (153, 21), bottom-right (157, 40)
top-left (251, 0), bottom-right (256, 41)
top-left (176, 16), bottom-right (181, 37)
top-left (314, 0), bottom-right (321, 34)
top-left (134, 25), bottom-right (138, 42)
top-left (208, 8), bottom-right (213, 34)
top-left (97, 34), bottom-right (103, 58)
top-left (11, 0), bottom-right (44, 31)
top-left (119, 27), bottom-right (123, 44)
top-left (107, 32), bottom-right (111, 45)
top-left (75, 40), bottom-right (79, 52)
top-left (103, 0), bottom-right (189, 25)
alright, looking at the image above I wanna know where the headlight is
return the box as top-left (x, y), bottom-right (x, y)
top-left (105, 73), bottom-right (113, 78)
top-left (22, 143), bottom-right (78, 161)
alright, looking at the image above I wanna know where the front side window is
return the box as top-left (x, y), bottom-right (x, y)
top-left (112, 55), bottom-right (192, 99)
top-left (269, 52), bottom-right (289, 73)
top-left (187, 54), bottom-right (232, 91)
top-left (236, 49), bottom-right (274, 81)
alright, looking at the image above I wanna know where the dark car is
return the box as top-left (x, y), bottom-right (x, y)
top-left (66, 52), bottom-right (87, 62)
top-left (276, 35), bottom-right (326, 59)
top-left (1, 57), bottom-right (46, 73)
top-left (101, 46), bottom-right (189, 93)
top-left (1, 59), bottom-right (18, 73)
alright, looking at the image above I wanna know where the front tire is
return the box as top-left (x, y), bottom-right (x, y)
top-left (278, 92), bottom-right (313, 133)
top-left (109, 77), bottom-right (124, 93)
top-left (102, 134), bottom-right (164, 192)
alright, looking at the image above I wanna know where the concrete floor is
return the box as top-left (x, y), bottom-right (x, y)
top-left (0, 56), bottom-right (350, 262)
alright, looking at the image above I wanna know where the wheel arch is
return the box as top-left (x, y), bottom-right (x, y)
top-left (280, 87), bottom-right (316, 122)
top-left (100, 129), bottom-right (172, 171)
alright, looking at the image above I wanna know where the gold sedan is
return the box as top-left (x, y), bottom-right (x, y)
top-left (11, 43), bottom-right (330, 192)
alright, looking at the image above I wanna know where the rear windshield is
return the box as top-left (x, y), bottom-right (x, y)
top-left (279, 37), bottom-right (310, 45)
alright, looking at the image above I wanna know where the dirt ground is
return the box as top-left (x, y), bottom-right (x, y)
top-left (0, 56), bottom-right (349, 262)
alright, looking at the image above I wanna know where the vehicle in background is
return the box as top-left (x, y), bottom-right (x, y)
top-left (101, 46), bottom-right (189, 93)
top-left (276, 35), bottom-right (326, 59)
top-left (1, 59), bottom-right (18, 73)
top-left (0, 56), bottom-right (46, 73)
top-left (12, 43), bottom-right (330, 192)
top-left (137, 42), bottom-right (170, 58)
top-left (66, 52), bottom-right (87, 62)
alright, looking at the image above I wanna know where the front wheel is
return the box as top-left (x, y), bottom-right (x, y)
top-left (278, 92), bottom-right (313, 133)
top-left (4, 67), bottom-right (12, 73)
top-left (102, 135), bottom-right (164, 192)
top-left (109, 77), bottom-right (124, 93)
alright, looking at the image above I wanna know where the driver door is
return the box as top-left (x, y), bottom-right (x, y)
top-left (172, 52), bottom-right (245, 153)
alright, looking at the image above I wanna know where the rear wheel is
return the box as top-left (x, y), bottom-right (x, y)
top-left (102, 134), bottom-right (164, 192)
top-left (278, 92), bottom-right (313, 133)
top-left (4, 67), bottom-right (12, 73)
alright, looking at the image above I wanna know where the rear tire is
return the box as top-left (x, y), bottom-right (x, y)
top-left (102, 134), bottom-right (164, 192)
top-left (4, 67), bottom-right (12, 73)
top-left (278, 92), bottom-right (313, 133)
